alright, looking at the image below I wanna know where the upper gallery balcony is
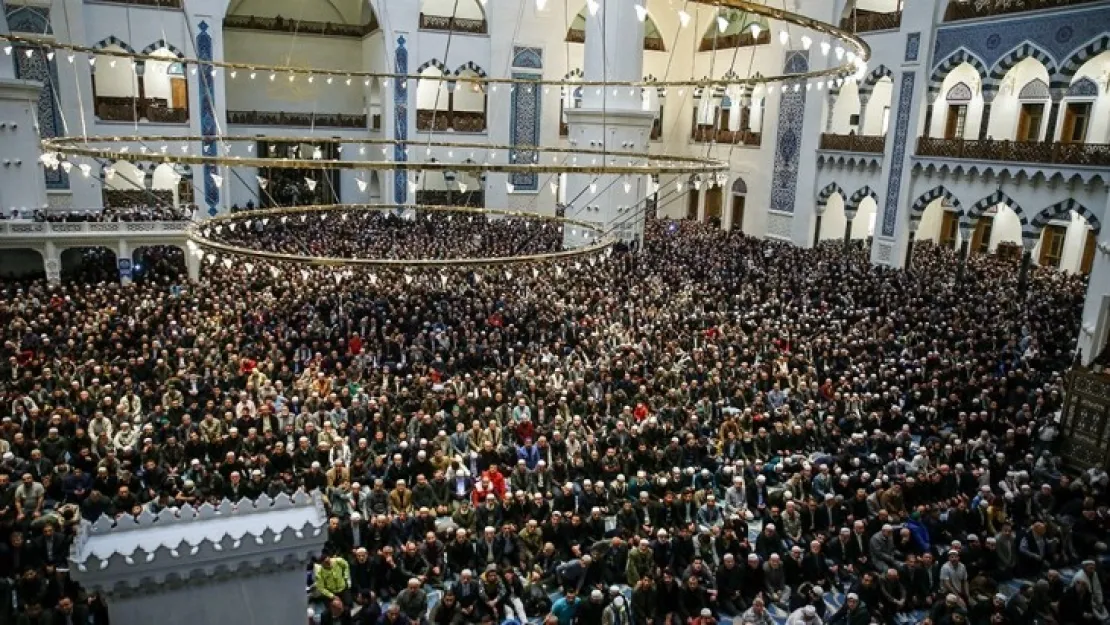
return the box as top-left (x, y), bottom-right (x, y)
top-left (943, 0), bottom-right (1103, 21)
top-left (916, 137), bottom-right (1110, 167)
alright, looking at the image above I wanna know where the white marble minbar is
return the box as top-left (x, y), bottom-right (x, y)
top-left (70, 490), bottom-right (328, 625)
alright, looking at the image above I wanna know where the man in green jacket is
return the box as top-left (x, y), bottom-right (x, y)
top-left (314, 555), bottom-right (352, 605)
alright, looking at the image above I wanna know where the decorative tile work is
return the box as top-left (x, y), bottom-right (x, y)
top-left (769, 52), bottom-right (808, 214)
top-left (512, 47), bottom-right (543, 70)
top-left (1019, 78), bottom-right (1050, 99)
top-left (767, 212), bottom-right (793, 239)
top-left (47, 193), bottom-right (74, 211)
top-left (946, 81), bottom-right (973, 102)
top-left (905, 32), bottom-right (920, 62)
top-left (881, 72), bottom-right (915, 238)
top-left (14, 44), bottom-right (68, 189)
top-left (932, 4), bottom-right (1110, 75)
top-left (5, 4), bottom-right (52, 34)
top-left (394, 36), bottom-right (409, 204)
top-left (196, 22), bottom-right (218, 216)
top-left (509, 62), bottom-right (542, 192)
top-left (1067, 76), bottom-right (1100, 97)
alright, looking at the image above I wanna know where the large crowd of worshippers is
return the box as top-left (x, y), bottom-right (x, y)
top-left (209, 210), bottom-right (564, 260)
top-left (1, 217), bottom-right (1109, 625)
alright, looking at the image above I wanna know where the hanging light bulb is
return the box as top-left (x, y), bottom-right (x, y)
top-left (506, 181), bottom-right (515, 193)
top-left (24, 49), bottom-right (33, 59)
top-left (821, 41), bottom-right (831, 56)
top-left (305, 178), bottom-right (317, 191)
top-left (88, 56), bottom-right (96, 66)
top-left (46, 51), bottom-right (54, 61)
top-left (693, 177), bottom-right (702, 191)
top-left (779, 30), bottom-right (789, 45)
top-left (104, 166), bottom-right (116, 181)
top-left (634, 4), bottom-right (648, 21)
top-left (586, 0), bottom-right (599, 15)
top-left (717, 14), bottom-right (729, 33)
top-left (269, 72), bottom-right (277, 81)
top-left (835, 46), bottom-right (844, 60)
top-left (356, 178), bottom-right (367, 192)
top-left (589, 182), bottom-right (598, 194)
top-left (678, 10), bottom-right (691, 28)
top-left (623, 180), bottom-right (632, 194)
top-left (250, 71), bottom-right (257, 80)
top-left (2, 46), bottom-right (11, 56)
top-left (549, 181), bottom-right (558, 195)
top-left (230, 70), bottom-right (237, 79)
top-left (535, 0), bottom-right (547, 9)
top-left (750, 23), bottom-right (762, 39)
top-left (257, 176), bottom-right (269, 190)
top-left (210, 172), bottom-right (223, 187)
top-left (78, 163), bottom-right (92, 177)
top-left (109, 59), bottom-right (116, 68)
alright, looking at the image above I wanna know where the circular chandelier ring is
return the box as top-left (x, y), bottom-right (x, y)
top-left (2, 2), bottom-right (867, 88)
top-left (42, 135), bottom-right (730, 176)
top-left (188, 204), bottom-right (614, 268)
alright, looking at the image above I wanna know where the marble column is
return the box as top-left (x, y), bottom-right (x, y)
top-left (564, 0), bottom-right (654, 248)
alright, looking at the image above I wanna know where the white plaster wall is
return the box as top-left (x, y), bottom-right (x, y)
top-left (985, 58), bottom-right (1050, 141)
top-left (929, 63), bottom-right (983, 139)
top-left (820, 194), bottom-right (847, 240)
top-left (94, 49), bottom-right (140, 98)
top-left (987, 205), bottom-right (1023, 251)
top-left (223, 32), bottom-right (367, 114)
top-left (1071, 51), bottom-right (1110, 143)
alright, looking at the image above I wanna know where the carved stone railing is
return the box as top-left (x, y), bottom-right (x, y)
top-left (93, 0), bottom-right (182, 8)
top-left (227, 110), bottom-right (367, 129)
top-left (416, 109), bottom-right (487, 133)
top-left (839, 10), bottom-right (902, 32)
top-left (691, 126), bottom-right (762, 146)
top-left (416, 109), bottom-right (452, 132)
top-left (916, 137), bottom-right (1110, 167)
top-left (95, 97), bottom-right (188, 124)
top-left (223, 14), bottom-right (378, 37)
top-left (944, 0), bottom-right (1102, 21)
top-left (0, 221), bottom-right (190, 238)
top-left (699, 30), bottom-right (772, 51)
top-left (419, 13), bottom-right (488, 34)
top-left (819, 133), bottom-right (886, 153)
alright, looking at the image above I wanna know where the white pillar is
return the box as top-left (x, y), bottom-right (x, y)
top-left (44, 240), bottom-right (61, 283)
top-left (564, 0), bottom-right (654, 247)
top-left (1077, 193), bottom-right (1110, 364)
top-left (186, 251), bottom-right (202, 283)
top-left (0, 79), bottom-right (49, 216)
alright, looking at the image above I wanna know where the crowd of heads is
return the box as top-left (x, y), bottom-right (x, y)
top-left (209, 209), bottom-right (566, 260)
top-left (0, 218), bottom-right (1107, 625)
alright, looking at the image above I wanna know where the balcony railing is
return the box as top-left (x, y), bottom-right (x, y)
top-left (416, 109), bottom-right (487, 133)
top-left (698, 30), bottom-right (772, 52)
top-left (223, 14), bottom-right (379, 37)
top-left (95, 97), bottom-right (188, 123)
top-left (93, 0), bottom-right (182, 8)
top-left (419, 13), bottom-right (488, 34)
top-left (943, 0), bottom-right (1102, 21)
top-left (691, 127), bottom-right (763, 146)
top-left (839, 10), bottom-right (902, 33)
top-left (916, 137), bottom-right (1110, 167)
top-left (0, 221), bottom-right (190, 236)
top-left (227, 110), bottom-right (368, 129)
top-left (819, 133), bottom-right (886, 153)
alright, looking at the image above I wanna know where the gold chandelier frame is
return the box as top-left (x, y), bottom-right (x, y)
top-left (0, 0), bottom-right (868, 88)
top-left (187, 204), bottom-right (614, 268)
top-left (42, 135), bottom-right (730, 176)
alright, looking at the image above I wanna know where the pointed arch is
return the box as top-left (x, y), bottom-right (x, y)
top-left (1031, 199), bottom-right (1102, 236)
top-left (416, 58), bottom-right (450, 75)
top-left (91, 36), bottom-right (136, 53)
top-left (966, 190), bottom-right (1033, 242)
top-left (731, 178), bottom-right (748, 195)
top-left (986, 40), bottom-right (1058, 96)
top-left (928, 48), bottom-right (988, 98)
top-left (1055, 34), bottom-right (1110, 89)
top-left (846, 186), bottom-right (878, 216)
top-left (454, 61), bottom-right (487, 78)
top-left (816, 182), bottom-right (845, 209)
top-left (859, 64), bottom-right (893, 99)
top-left (909, 185), bottom-right (963, 230)
top-left (140, 40), bottom-right (187, 59)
